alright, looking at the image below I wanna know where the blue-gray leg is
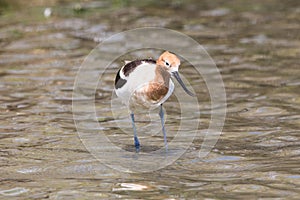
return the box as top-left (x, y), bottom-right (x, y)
top-left (130, 113), bottom-right (140, 152)
top-left (159, 104), bottom-right (168, 151)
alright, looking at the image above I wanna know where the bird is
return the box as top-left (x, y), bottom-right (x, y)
top-left (114, 51), bottom-right (195, 152)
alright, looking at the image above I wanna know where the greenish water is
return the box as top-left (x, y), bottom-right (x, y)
top-left (0, 0), bottom-right (299, 199)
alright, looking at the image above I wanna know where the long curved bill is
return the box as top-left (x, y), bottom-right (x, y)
top-left (172, 71), bottom-right (196, 97)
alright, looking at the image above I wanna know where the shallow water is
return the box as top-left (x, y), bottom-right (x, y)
top-left (0, 0), bottom-right (300, 199)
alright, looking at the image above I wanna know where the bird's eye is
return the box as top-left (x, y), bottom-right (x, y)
top-left (165, 61), bottom-right (170, 67)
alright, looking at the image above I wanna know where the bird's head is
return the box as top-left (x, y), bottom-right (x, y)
top-left (157, 51), bottom-right (181, 73)
top-left (157, 51), bottom-right (195, 97)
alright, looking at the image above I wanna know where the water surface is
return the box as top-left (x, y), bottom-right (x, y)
top-left (0, 0), bottom-right (299, 199)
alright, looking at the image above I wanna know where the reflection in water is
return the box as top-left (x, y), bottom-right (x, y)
top-left (0, 0), bottom-right (299, 199)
